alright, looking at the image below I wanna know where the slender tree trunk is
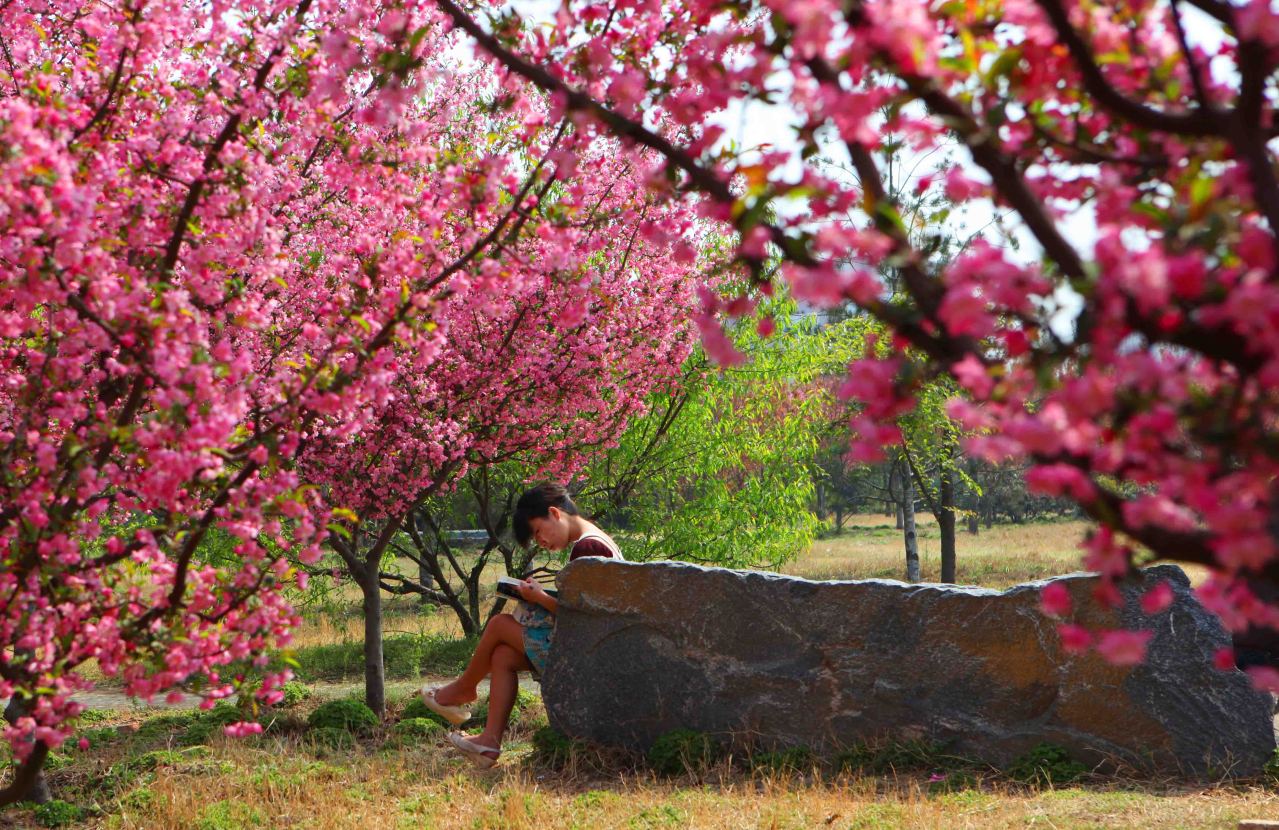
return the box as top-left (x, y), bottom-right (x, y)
top-left (902, 472), bottom-right (920, 583)
top-left (889, 463), bottom-right (905, 529)
top-left (353, 517), bottom-right (404, 720)
top-left (965, 458), bottom-right (980, 535)
top-left (415, 515), bottom-right (433, 608)
top-left (418, 556), bottom-right (435, 607)
top-left (3, 696), bottom-right (51, 804)
top-left (361, 574), bottom-right (386, 719)
top-left (940, 465), bottom-right (957, 584)
top-left (467, 571), bottom-right (482, 629)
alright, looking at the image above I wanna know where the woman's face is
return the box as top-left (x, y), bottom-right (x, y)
top-left (528, 507), bottom-right (570, 551)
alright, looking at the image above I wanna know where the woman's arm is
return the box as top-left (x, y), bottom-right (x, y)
top-left (517, 578), bottom-right (558, 615)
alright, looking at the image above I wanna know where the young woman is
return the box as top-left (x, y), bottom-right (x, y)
top-left (420, 483), bottom-right (622, 768)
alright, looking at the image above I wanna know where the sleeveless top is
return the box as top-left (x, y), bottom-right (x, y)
top-left (568, 529), bottom-right (624, 561)
top-left (513, 529), bottom-right (622, 629)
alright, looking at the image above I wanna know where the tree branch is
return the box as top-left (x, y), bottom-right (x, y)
top-left (1031, 0), bottom-right (1217, 136)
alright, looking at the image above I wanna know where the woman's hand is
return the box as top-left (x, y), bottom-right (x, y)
top-left (515, 578), bottom-right (547, 604)
top-left (516, 578), bottom-right (558, 614)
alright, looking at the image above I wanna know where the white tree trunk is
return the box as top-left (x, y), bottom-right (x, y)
top-left (903, 472), bottom-right (920, 583)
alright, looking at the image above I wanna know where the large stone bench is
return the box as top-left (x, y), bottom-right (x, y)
top-left (542, 560), bottom-right (1276, 776)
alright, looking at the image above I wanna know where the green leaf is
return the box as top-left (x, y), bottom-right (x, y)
top-left (1190, 176), bottom-right (1214, 208)
top-left (984, 48), bottom-right (1022, 87)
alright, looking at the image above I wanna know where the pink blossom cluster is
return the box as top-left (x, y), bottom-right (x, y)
top-left (436, 0), bottom-right (1279, 678)
top-left (0, 0), bottom-right (625, 777)
top-left (297, 141), bottom-right (700, 521)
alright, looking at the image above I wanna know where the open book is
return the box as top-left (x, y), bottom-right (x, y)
top-left (496, 575), bottom-right (560, 602)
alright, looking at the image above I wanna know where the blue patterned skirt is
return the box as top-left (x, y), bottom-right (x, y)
top-left (520, 604), bottom-right (555, 677)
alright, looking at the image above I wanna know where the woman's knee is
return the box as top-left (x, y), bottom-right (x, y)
top-left (484, 613), bottom-right (522, 639)
top-left (491, 643), bottom-right (521, 670)
top-left (485, 613), bottom-right (517, 632)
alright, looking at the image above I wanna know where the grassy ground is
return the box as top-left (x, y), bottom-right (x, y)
top-left (7, 691), bottom-right (1278, 829)
top-left (5, 515), bottom-right (1268, 828)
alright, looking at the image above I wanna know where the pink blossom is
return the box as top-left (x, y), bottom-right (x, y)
top-left (1140, 581), bottom-right (1174, 616)
top-left (1096, 630), bottom-right (1154, 666)
top-left (1238, 2), bottom-right (1279, 47)
top-left (1057, 624), bottom-right (1093, 654)
top-left (943, 168), bottom-right (985, 202)
top-left (1039, 583), bottom-right (1072, 617)
top-left (1025, 464), bottom-right (1096, 501)
top-left (1245, 665), bottom-right (1279, 693)
top-left (951, 355), bottom-right (993, 399)
top-left (224, 721), bottom-right (263, 738)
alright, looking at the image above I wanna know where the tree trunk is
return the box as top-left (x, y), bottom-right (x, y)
top-left (361, 575), bottom-right (386, 719)
top-left (889, 463), bottom-right (904, 529)
top-left (940, 465), bottom-right (957, 584)
top-left (467, 572), bottom-right (482, 629)
top-left (3, 696), bottom-right (51, 805)
top-left (902, 473), bottom-right (920, 583)
top-left (967, 513), bottom-right (979, 535)
top-left (418, 558), bottom-right (434, 607)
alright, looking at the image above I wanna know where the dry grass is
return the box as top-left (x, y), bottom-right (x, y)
top-left (286, 601), bottom-right (471, 650)
top-left (118, 758), bottom-right (1279, 830)
top-left (20, 718), bottom-right (1277, 830)
top-left (9, 691), bottom-right (1276, 830)
top-left (787, 514), bottom-right (1212, 589)
top-left (787, 514), bottom-right (1090, 587)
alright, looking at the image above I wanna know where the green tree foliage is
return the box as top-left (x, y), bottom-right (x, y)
top-left (581, 295), bottom-right (869, 568)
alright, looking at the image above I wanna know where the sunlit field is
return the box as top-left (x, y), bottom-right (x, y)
top-left (787, 513), bottom-right (1092, 586)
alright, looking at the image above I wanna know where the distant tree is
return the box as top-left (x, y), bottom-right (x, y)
top-left (578, 295), bottom-right (865, 569)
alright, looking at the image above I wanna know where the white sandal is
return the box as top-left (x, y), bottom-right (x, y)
top-left (419, 685), bottom-right (472, 726)
top-left (448, 732), bottom-right (501, 769)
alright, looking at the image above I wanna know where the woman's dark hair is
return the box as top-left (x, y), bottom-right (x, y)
top-left (513, 483), bottom-right (579, 547)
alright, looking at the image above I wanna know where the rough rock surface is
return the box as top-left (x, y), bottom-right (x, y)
top-left (542, 560), bottom-right (1276, 775)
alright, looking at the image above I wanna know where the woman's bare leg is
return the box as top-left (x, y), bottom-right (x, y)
top-left (471, 643), bottom-right (533, 750)
top-left (434, 613), bottom-right (525, 706)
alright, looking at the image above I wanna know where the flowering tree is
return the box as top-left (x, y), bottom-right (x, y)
top-left (0, 0), bottom-right (576, 801)
top-left (437, 0), bottom-right (1279, 685)
top-left (298, 145), bottom-right (699, 714)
